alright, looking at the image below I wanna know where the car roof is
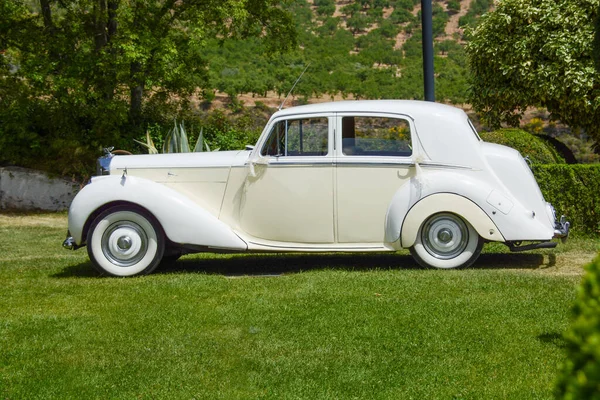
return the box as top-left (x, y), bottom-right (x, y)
top-left (271, 100), bottom-right (466, 121)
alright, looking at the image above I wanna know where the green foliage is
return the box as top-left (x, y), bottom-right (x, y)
top-left (394, 0), bottom-right (417, 11)
top-left (377, 20), bottom-right (400, 38)
top-left (315, 0), bottom-right (336, 16)
top-left (431, 3), bottom-right (450, 37)
top-left (134, 131), bottom-right (159, 154)
top-left (1, 0), bottom-right (501, 179)
top-left (466, 0), bottom-right (600, 149)
top-left (459, 0), bottom-right (493, 29)
top-left (480, 129), bottom-right (565, 164)
top-left (447, 0), bottom-right (461, 14)
top-left (163, 121), bottom-right (191, 154)
top-left (0, 0), bottom-right (296, 178)
top-left (532, 164), bottom-right (600, 236)
top-left (390, 8), bottom-right (415, 24)
top-left (346, 13), bottom-right (372, 34)
top-left (556, 254), bottom-right (600, 398)
top-left (535, 135), bottom-right (578, 165)
top-left (136, 121), bottom-right (215, 153)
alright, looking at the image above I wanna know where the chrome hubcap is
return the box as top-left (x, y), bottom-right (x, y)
top-left (438, 228), bottom-right (452, 243)
top-left (101, 222), bottom-right (148, 267)
top-left (422, 213), bottom-right (468, 260)
top-left (117, 236), bottom-right (132, 251)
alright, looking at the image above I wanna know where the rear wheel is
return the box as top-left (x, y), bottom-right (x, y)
top-left (87, 206), bottom-right (165, 276)
top-left (410, 212), bottom-right (483, 269)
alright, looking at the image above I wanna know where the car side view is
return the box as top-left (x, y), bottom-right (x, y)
top-left (63, 100), bottom-right (570, 276)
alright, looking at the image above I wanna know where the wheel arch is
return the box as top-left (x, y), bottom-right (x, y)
top-left (400, 193), bottom-right (504, 248)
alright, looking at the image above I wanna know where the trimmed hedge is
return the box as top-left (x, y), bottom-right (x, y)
top-left (535, 134), bottom-right (578, 164)
top-left (556, 254), bottom-right (600, 398)
top-left (480, 128), bottom-right (565, 164)
top-left (533, 165), bottom-right (600, 236)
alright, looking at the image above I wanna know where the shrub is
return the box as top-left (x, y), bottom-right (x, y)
top-left (533, 164), bottom-right (600, 236)
top-left (535, 134), bottom-right (578, 164)
top-left (389, 8), bottom-right (415, 24)
top-left (523, 117), bottom-right (544, 134)
top-left (555, 254), bottom-right (600, 398)
top-left (480, 128), bottom-right (565, 164)
top-left (447, 0), bottom-right (461, 14)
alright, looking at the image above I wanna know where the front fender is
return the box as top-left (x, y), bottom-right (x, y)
top-left (68, 175), bottom-right (247, 251)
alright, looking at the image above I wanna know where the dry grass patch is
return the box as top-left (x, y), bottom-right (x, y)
top-left (0, 212), bottom-right (67, 229)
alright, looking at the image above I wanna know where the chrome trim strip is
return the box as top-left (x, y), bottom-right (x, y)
top-left (122, 161), bottom-right (473, 169)
top-left (114, 165), bottom-right (233, 170)
top-left (243, 161), bottom-right (472, 169)
top-left (419, 163), bottom-right (472, 170)
top-left (248, 241), bottom-right (388, 251)
top-left (335, 162), bottom-right (472, 169)
top-left (336, 162), bottom-right (414, 168)
top-left (249, 161), bottom-right (334, 167)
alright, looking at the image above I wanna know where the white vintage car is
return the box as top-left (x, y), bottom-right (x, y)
top-left (63, 100), bottom-right (569, 276)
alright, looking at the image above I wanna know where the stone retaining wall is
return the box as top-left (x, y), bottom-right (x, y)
top-left (0, 167), bottom-right (80, 211)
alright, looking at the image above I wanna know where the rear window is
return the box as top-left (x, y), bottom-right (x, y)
top-left (341, 116), bottom-right (412, 157)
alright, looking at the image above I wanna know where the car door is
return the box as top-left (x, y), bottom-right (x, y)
top-left (239, 114), bottom-right (335, 243)
top-left (335, 112), bottom-right (415, 243)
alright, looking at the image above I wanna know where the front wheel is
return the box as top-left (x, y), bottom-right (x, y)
top-left (410, 212), bottom-right (483, 269)
top-left (87, 206), bottom-right (165, 276)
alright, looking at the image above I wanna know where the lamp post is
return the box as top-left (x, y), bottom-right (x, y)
top-left (421, 0), bottom-right (435, 102)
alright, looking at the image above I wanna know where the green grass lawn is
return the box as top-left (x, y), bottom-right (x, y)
top-left (0, 213), bottom-right (598, 399)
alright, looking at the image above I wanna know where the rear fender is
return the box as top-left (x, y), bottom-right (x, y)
top-left (68, 175), bottom-right (247, 250)
top-left (400, 193), bottom-right (504, 248)
top-left (384, 171), bottom-right (505, 247)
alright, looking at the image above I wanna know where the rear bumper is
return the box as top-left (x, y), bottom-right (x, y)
top-left (507, 208), bottom-right (569, 252)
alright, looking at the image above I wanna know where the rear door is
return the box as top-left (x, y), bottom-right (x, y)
top-left (335, 113), bottom-right (415, 243)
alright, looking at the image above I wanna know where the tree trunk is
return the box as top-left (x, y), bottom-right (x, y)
top-left (107, 0), bottom-right (118, 40)
top-left (94, 0), bottom-right (108, 51)
top-left (39, 0), bottom-right (53, 31)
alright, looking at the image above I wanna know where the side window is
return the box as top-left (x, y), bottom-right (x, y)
top-left (261, 117), bottom-right (328, 157)
top-left (341, 116), bottom-right (412, 157)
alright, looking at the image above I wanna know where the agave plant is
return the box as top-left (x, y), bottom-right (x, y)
top-left (133, 131), bottom-right (159, 154)
top-left (163, 120), bottom-right (190, 153)
top-left (192, 127), bottom-right (213, 152)
top-left (135, 121), bottom-right (214, 154)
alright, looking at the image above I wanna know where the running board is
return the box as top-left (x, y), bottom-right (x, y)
top-left (507, 241), bottom-right (558, 252)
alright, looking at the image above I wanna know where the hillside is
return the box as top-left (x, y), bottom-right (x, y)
top-left (203, 0), bottom-right (493, 106)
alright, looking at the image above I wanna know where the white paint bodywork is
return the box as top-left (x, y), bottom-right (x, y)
top-left (67, 100), bottom-right (558, 255)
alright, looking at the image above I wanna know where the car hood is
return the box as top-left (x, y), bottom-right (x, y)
top-left (109, 150), bottom-right (252, 170)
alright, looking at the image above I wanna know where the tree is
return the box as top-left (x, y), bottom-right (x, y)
top-left (466, 0), bottom-right (600, 148)
top-left (0, 0), bottom-right (295, 176)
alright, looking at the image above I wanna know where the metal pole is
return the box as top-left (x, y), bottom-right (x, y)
top-left (421, 0), bottom-right (435, 102)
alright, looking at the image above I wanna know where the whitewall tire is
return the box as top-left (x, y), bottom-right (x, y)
top-left (87, 206), bottom-right (165, 277)
top-left (410, 212), bottom-right (483, 269)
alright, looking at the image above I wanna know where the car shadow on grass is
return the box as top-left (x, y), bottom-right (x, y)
top-left (163, 253), bottom-right (422, 276)
top-left (54, 252), bottom-right (547, 278)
